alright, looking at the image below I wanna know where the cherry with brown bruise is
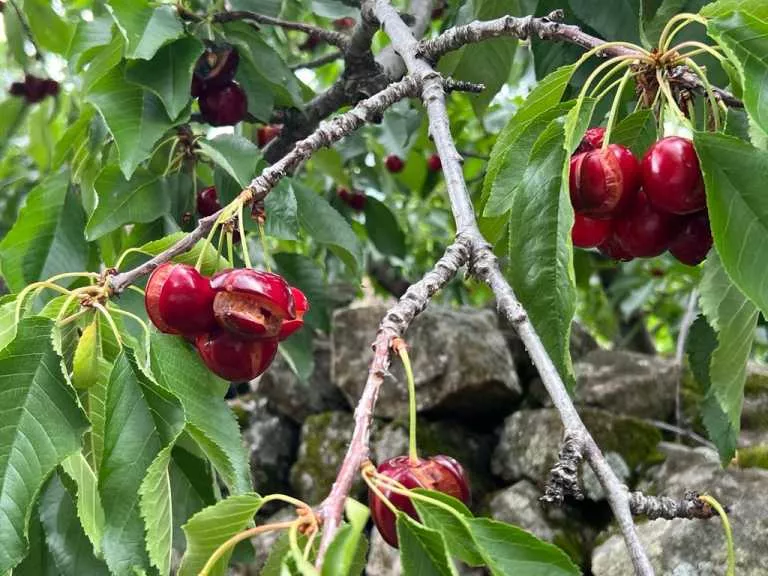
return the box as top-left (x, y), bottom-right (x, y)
top-left (385, 154), bottom-right (405, 173)
top-left (211, 268), bottom-right (295, 340)
top-left (193, 44), bottom-right (240, 91)
top-left (196, 186), bottom-right (221, 218)
top-left (612, 190), bottom-right (682, 258)
top-left (572, 213), bottom-right (611, 248)
top-left (145, 263), bottom-right (217, 335)
top-left (196, 331), bottom-right (278, 381)
top-left (198, 83), bottom-right (248, 126)
top-left (669, 211), bottom-right (712, 266)
top-left (369, 455), bottom-right (470, 547)
top-left (427, 154), bottom-right (442, 173)
top-left (333, 17), bottom-right (356, 30)
top-left (257, 124), bottom-right (282, 148)
top-left (338, 187), bottom-right (366, 211)
top-left (278, 287), bottom-right (309, 340)
top-left (641, 136), bottom-right (705, 215)
top-left (575, 127), bottom-right (605, 154)
top-left (569, 144), bottom-right (640, 217)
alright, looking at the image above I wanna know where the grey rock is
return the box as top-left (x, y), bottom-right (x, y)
top-left (332, 305), bottom-right (521, 421)
top-left (593, 444), bottom-right (768, 575)
top-left (581, 452), bottom-right (631, 501)
top-left (487, 480), bottom-right (558, 542)
top-left (255, 339), bottom-right (347, 423)
top-left (491, 409), bottom-right (662, 486)
top-left (743, 362), bottom-right (768, 431)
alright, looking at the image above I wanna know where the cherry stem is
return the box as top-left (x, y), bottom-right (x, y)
top-left (698, 495), bottom-right (734, 576)
top-left (683, 57), bottom-right (721, 132)
top-left (199, 520), bottom-right (296, 576)
top-left (92, 302), bottom-right (123, 349)
top-left (126, 285), bottom-right (146, 297)
top-left (369, 471), bottom-right (468, 522)
top-left (227, 230), bottom-right (235, 267)
top-left (107, 304), bottom-right (151, 363)
top-left (214, 227), bottom-right (225, 272)
top-left (588, 59), bottom-right (632, 100)
top-left (237, 203), bottom-right (252, 269)
top-left (395, 340), bottom-right (419, 463)
top-left (258, 219), bottom-right (273, 273)
top-left (361, 470), bottom-right (400, 516)
top-left (303, 526), bottom-right (318, 560)
top-left (602, 67), bottom-right (634, 150)
top-left (658, 14), bottom-right (707, 53)
top-left (669, 41), bottom-right (725, 64)
top-left (655, 67), bottom-right (689, 126)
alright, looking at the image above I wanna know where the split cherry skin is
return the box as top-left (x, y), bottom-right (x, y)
top-left (145, 263), bottom-right (217, 335)
top-left (257, 124), bottom-right (282, 148)
top-left (569, 144), bottom-right (640, 217)
top-left (641, 136), bottom-right (705, 215)
top-left (369, 455), bottom-right (470, 547)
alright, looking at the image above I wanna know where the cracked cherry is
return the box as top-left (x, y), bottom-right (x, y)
top-left (385, 154), bottom-right (405, 173)
top-left (641, 136), bottom-right (705, 214)
top-left (196, 331), bottom-right (278, 381)
top-left (575, 127), bottom-right (605, 154)
top-left (572, 213), bottom-right (611, 248)
top-left (427, 154), bottom-right (442, 173)
top-left (612, 190), bottom-right (682, 258)
top-left (669, 211), bottom-right (712, 266)
top-left (196, 186), bottom-right (221, 218)
top-left (199, 83), bottom-right (248, 126)
top-left (257, 124), bottom-right (282, 148)
top-left (145, 263), bottom-right (216, 335)
top-left (278, 287), bottom-right (309, 340)
top-left (211, 268), bottom-right (295, 339)
top-left (569, 144), bottom-right (640, 217)
top-left (194, 44), bottom-right (240, 90)
top-left (369, 455), bottom-right (470, 548)
top-left (333, 17), bottom-right (356, 29)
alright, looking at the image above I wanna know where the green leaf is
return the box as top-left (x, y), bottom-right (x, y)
top-left (706, 8), bottom-right (768, 136)
top-left (698, 252), bottom-right (758, 463)
top-left (149, 333), bottom-right (252, 494)
top-left (694, 132), bottom-right (768, 319)
top-left (0, 295), bottom-right (19, 352)
top-left (125, 232), bottom-right (229, 277)
top-left (507, 120), bottom-right (576, 388)
top-left (278, 328), bottom-right (315, 382)
top-left (14, 505), bottom-right (59, 576)
top-left (610, 109), bottom-right (658, 157)
top-left (82, 33), bottom-right (125, 92)
top-left (3, 4), bottom-right (29, 68)
top-left (60, 452), bottom-right (106, 556)
top-left (178, 494), bottom-right (264, 576)
top-left (0, 317), bottom-right (89, 573)
top-left (265, 181), bottom-right (300, 241)
top-left (67, 16), bottom-right (115, 65)
top-left (139, 437), bottom-right (178, 576)
top-left (86, 166), bottom-right (170, 240)
top-left (108, 0), bottom-right (184, 60)
top-left (125, 36), bottom-right (204, 120)
top-left (39, 473), bottom-right (110, 576)
top-left (364, 197), bottom-right (407, 258)
top-left (81, 357), bottom-right (112, 471)
top-left (293, 183), bottom-right (363, 273)
top-left (0, 172), bottom-right (88, 293)
top-left (397, 514), bottom-right (458, 576)
top-left (168, 445), bottom-right (216, 557)
top-left (273, 252), bottom-right (330, 332)
top-left (230, 0), bottom-right (283, 16)
top-left (87, 65), bottom-right (174, 179)
top-left (411, 490), bottom-right (484, 567)
top-left (685, 316), bottom-right (718, 392)
top-left (570, 0), bottom-right (641, 44)
top-left (469, 518), bottom-right (579, 575)
top-left (53, 106), bottom-right (96, 169)
top-left (24, 0), bottom-right (74, 55)
top-left (321, 499), bottom-right (369, 576)
top-left (197, 135), bottom-right (261, 188)
top-left (0, 97), bottom-right (27, 143)
top-left (99, 349), bottom-right (184, 576)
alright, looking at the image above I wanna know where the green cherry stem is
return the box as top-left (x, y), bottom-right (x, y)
top-left (361, 469), bottom-right (400, 516)
top-left (395, 340), bottom-right (419, 463)
top-left (199, 520), bottom-right (296, 576)
top-left (683, 57), bottom-right (721, 132)
top-left (658, 13), bottom-right (707, 53)
top-left (92, 302), bottom-right (123, 349)
top-left (602, 67), bottom-right (634, 149)
top-left (237, 203), bottom-right (252, 269)
top-left (699, 494), bottom-right (734, 576)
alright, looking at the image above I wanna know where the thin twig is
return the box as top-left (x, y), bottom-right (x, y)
top-left (290, 51), bottom-right (344, 70)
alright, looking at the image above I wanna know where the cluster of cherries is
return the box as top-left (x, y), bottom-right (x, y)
top-left (570, 128), bottom-right (712, 266)
top-left (145, 263), bottom-right (307, 381)
top-left (191, 44), bottom-right (248, 127)
top-left (8, 74), bottom-right (59, 104)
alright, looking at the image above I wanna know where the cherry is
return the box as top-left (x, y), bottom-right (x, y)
top-left (385, 154), bottom-right (405, 173)
top-left (43, 79), bottom-right (59, 97)
top-left (427, 154), bottom-right (442, 173)
top-left (278, 287), bottom-right (309, 340)
top-left (333, 17), bottom-right (356, 29)
top-left (431, 1), bottom-right (446, 18)
top-left (196, 186), bottom-right (221, 218)
top-left (9, 82), bottom-right (26, 97)
top-left (191, 75), bottom-right (204, 98)
top-left (612, 190), bottom-right (682, 258)
top-left (569, 144), bottom-right (640, 217)
top-left (10, 75), bottom-right (59, 104)
top-left (338, 187), bottom-right (366, 211)
top-left (198, 83), bottom-right (248, 126)
top-left (145, 263), bottom-right (216, 335)
top-left (257, 124), bottom-right (282, 148)
top-left (575, 127), bottom-right (606, 154)
top-left (669, 211), bottom-right (712, 266)
top-left (572, 213), bottom-right (611, 248)
top-left (598, 233), bottom-right (634, 262)
top-left (193, 44), bottom-right (239, 91)
top-left (196, 331), bottom-right (278, 381)
top-left (641, 136), bottom-right (705, 215)
top-left (211, 268), bottom-right (295, 339)
top-left (300, 33), bottom-right (322, 52)
top-left (369, 455), bottom-right (470, 548)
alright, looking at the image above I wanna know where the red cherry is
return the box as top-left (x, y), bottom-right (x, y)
top-left (196, 331), bottom-right (278, 381)
top-left (598, 233), bottom-right (634, 262)
top-left (575, 127), bottom-right (605, 154)
top-left (199, 83), bottom-right (248, 127)
top-left (669, 211), bottom-right (712, 266)
top-left (191, 75), bottom-right (204, 98)
top-left (23, 74), bottom-right (49, 104)
top-left (572, 213), bottom-right (611, 248)
top-left (569, 144), bottom-right (640, 218)
top-left (641, 136), bottom-right (705, 215)
top-left (145, 263), bottom-right (216, 335)
top-left (369, 455), bottom-right (470, 548)
top-left (333, 17), bottom-right (356, 29)
top-left (278, 287), bottom-right (309, 340)
top-left (385, 154), bottom-right (405, 173)
top-left (257, 124), bottom-right (282, 148)
top-left (196, 186), bottom-right (221, 218)
top-left (194, 44), bottom-right (240, 90)
top-left (348, 191), bottom-right (366, 211)
top-left (43, 79), bottom-right (59, 97)
top-left (612, 190), bottom-right (682, 258)
top-left (9, 82), bottom-right (26, 97)
top-left (427, 154), bottom-right (442, 173)
top-left (211, 268), bottom-right (295, 339)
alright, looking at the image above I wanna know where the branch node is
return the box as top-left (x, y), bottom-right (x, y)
top-left (541, 432), bottom-right (586, 505)
top-left (629, 490), bottom-right (723, 520)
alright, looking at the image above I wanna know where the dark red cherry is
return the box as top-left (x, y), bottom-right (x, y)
top-left (333, 17), bottom-right (356, 29)
top-left (641, 136), bottom-right (705, 215)
top-left (612, 190), bottom-right (682, 258)
top-left (278, 287), bottom-right (309, 340)
top-left (257, 124), bottom-right (282, 148)
top-left (9, 82), bottom-right (26, 97)
top-left (211, 268), bottom-right (295, 339)
top-left (427, 154), bottom-right (442, 173)
top-left (23, 74), bottom-right (49, 104)
top-left (196, 331), bottom-right (278, 381)
top-left (385, 154), bottom-right (405, 173)
top-left (598, 233), bottom-right (634, 262)
top-left (300, 33), bottom-right (322, 51)
top-left (572, 213), bottom-right (611, 248)
top-left (198, 83), bottom-right (248, 127)
top-left (369, 455), bottom-right (470, 548)
top-left (191, 75), bottom-right (204, 98)
top-left (194, 44), bottom-right (240, 90)
top-left (43, 79), bottom-right (59, 97)
top-left (569, 144), bottom-right (640, 218)
top-left (196, 186), bottom-right (221, 218)
top-left (575, 127), bottom-right (605, 154)
top-left (338, 187), bottom-right (366, 211)
top-left (431, 1), bottom-right (446, 18)
top-left (145, 263), bottom-right (216, 335)
top-left (669, 211), bottom-right (712, 266)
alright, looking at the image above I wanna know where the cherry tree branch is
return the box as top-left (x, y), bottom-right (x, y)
top-left (290, 50), bottom-right (343, 70)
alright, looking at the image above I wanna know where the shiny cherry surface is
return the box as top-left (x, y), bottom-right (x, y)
top-left (196, 186), bottom-right (221, 217)
top-left (278, 287), bottom-right (309, 340)
top-left (612, 191), bottom-right (682, 258)
top-left (145, 263), bottom-right (216, 335)
top-left (195, 331), bottom-right (278, 381)
top-left (669, 211), bottom-right (712, 266)
top-left (641, 136), bottom-right (705, 215)
top-left (199, 83), bottom-right (248, 127)
top-left (384, 154), bottom-right (405, 173)
top-left (575, 126), bottom-right (605, 154)
top-left (427, 154), bottom-right (442, 173)
top-left (569, 144), bottom-right (639, 217)
top-left (572, 213), bottom-right (611, 248)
